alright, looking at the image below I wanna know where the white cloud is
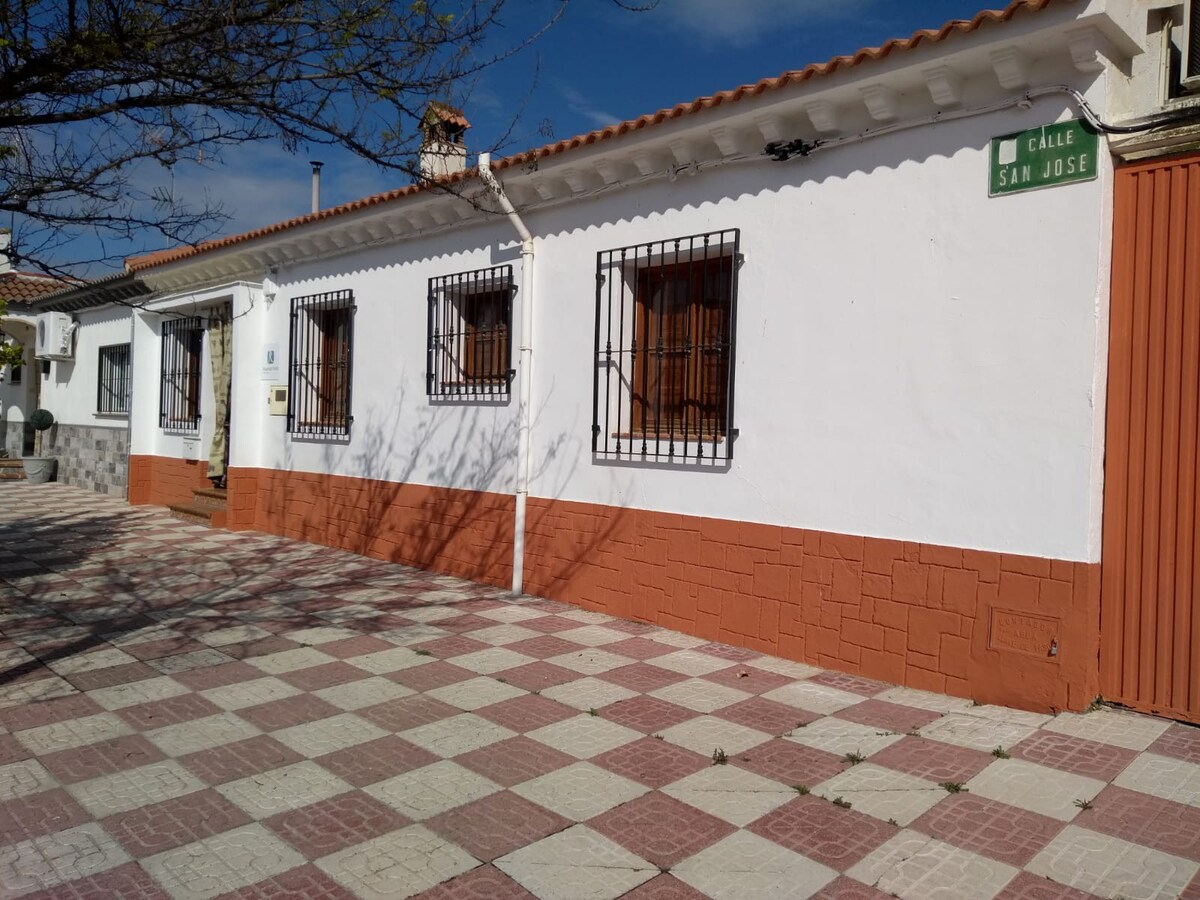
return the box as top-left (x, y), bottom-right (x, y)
top-left (556, 81), bottom-right (621, 129)
top-left (649, 0), bottom-right (870, 48)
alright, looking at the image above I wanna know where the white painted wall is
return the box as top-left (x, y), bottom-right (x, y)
top-left (199, 88), bottom-right (1112, 564)
top-left (38, 305), bottom-right (133, 428)
top-left (129, 285), bottom-right (251, 465)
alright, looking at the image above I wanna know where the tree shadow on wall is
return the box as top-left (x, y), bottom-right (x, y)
top-left (259, 382), bottom-right (626, 596)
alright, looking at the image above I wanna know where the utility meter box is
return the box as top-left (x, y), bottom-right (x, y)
top-left (268, 384), bottom-right (288, 416)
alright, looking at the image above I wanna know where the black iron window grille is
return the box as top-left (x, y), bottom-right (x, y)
top-left (593, 229), bottom-right (741, 462)
top-left (288, 289), bottom-right (355, 436)
top-left (159, 317), bottom-right (202, 431)
top-left (97, 343), bottom-right (131, 414)
top-left (427, 265), bottom-right (514, 398)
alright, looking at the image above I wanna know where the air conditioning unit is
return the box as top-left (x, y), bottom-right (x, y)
top-left (34, 312), bottom-right (75, 360)
top-left (1182, 0), bottom-right (1200, 92)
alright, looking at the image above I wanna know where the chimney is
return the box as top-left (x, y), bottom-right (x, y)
top-left (419, 102), bottom-right (469, 181)
top-left (310, 161), bottom-right (323, 213)
top-left (0, 229), bottom-right (11, 275)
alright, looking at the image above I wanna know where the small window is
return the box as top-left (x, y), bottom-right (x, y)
top-left (593, 229), bottom-right (740, 461)
top-left (159, 317), bottom-right (202, 431)
top-left (97, 343), bottom-right (131, 414)
top-left (288, 289), bottom-right (354, 436)
top-left (427, 265), bottom-right (513, 398)
top-left (8, 364), bottom-right (20, 385)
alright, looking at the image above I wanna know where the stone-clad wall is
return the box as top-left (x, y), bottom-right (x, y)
top-left (1, 420), bottom-right (28, 458)
top-left (44, 423), bottom-right (130, 496)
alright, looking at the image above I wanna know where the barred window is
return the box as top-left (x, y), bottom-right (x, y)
top-left (288, 289), bottom-right (354, 436)
top-left (593, 229), bottom-right (740, 462)
top-left (159, 317), bottom-right (202, 431)
top-left (427, 265), bottom-right (513, 398)
top-left (97, 343), bottom-right (131, 414)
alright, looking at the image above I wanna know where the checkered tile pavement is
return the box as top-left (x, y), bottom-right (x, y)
top-left (2, 483), bottom-right (1199, 899)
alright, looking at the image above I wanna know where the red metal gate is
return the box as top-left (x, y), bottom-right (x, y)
top-left (1102, 151), bottom-right (1200, 722)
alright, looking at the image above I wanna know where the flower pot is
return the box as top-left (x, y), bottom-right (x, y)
top-left (21, 457), bottom-right (57, 484)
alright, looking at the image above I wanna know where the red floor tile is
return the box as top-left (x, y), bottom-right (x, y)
top-left (179, 735), bottom-right (304, 785)
top-left (1081, 784), bottom-right (1200, 861)
top-left (749, 794), bottom-right (898, 870)
top-left (600, 663), bottom-right (689, 693)
top-left (236, 693), bottom-right (342, 731)
top-left (318, 635), bottom-right (397, 659)
top-left (217, 863), bottom-right (356, 900)
top-left (590, 791), bottom-right (735, 868)
top-left (22, 860), bottom-right (170, 900)
top-left (0, 733), bottom-right (30, 766)
top-left (994, 871), bottom-right (1105, 900)
top-left (698, 641), bottom-right (761, 662)
top-left (703, 664), bottom-right (793, 695)
top-left (427, 791), bottom-right (569, 862)
top-left (592, 736), bottom-right (710, 788)
top-left (474, 694), bottom-right (578, 732)
top-left (265, 790), bottom-right (409, 858)
top-left (0, 693), bottom-right (101, 731)
top-left (435, 614), bottom-right (499, 634)
top-left (317, 735), bottom-right (438, 787)
top-left (279, 661), bottom-right (367, 691)
top-left (600, 696), bottom-right (697, 734)
top-left (456, 735), bottom-right (576, 787)
top-left (358, 694), bottom-right (461, 732)
top-left (521, 615), bottom-right (588, 634)
top-left (835, 699), bottom-right (942, 733)
top-left (868, 736), bottom-right (994, 783)
top-left (116, 692), bottom-right (223, 730)
top-left (413, 635), bottom-right (491, 659)
top-left (221, 636), bottom-right (302, 660)
top-left (1010, 730), bottom-right (1137, 782)
top-left (122, 637), bottom-right (212, 661)
top-left (63, 661), bottom-right (160, 692)
top-left (389, 661), bottom-right (477, 692)
top-left (171, 660), bottom-right (263, 691)
top-left (1149, 723), bottom-right (1200, 765)
top-left (811, 876), bottom-right (894, 899)
top-left (493, 661), bottom-right (580, 693)
top-left (605, 637), bottom-right (675, 660)
top-left (715, 697), bottom-right (820, 735)
top-left (618, 874), bottom-right (710, 899)
top-left (39, 734), bottom-right (166, 784)
top-left (414, 864), bottom-right (536, 899)
top-left (734, 738), bottom-right (848, 787)
top-left (104, 788), bottom-right (253, 857)
top-left (913, 793), bottom-right (1064, 867)
top-left (506, 635), bottom-right (588, 660)
top-left (0, 788), bottom-right (90, 841)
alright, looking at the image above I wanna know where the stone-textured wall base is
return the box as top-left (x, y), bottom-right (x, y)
top-left (43, 423), bottom-right (130, 496)
top-left (1, 420), bottom-right (31, 458)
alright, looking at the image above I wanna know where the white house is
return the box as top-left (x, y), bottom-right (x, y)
top-left (101, 0), bottom-right (1200, 720)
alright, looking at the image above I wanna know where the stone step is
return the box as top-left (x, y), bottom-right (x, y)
top-left (192, 487), bottom-right (228, 510)
top-left (167, 502), bottom-right (227, 529)
top-left (0, 460), bottom-right (26, 480)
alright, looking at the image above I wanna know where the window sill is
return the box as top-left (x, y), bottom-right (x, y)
top-left (94, 412), bottom-right (129, 420)
top-left (611, 432), bottom-right (726, 444)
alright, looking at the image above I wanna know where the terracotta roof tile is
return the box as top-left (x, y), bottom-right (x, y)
top-left (0, 271), bottom-right (78, 302)
top-left (426, 101), bottom-right (471, 130)
top-left (128, 0), bottom-right (1062, 272)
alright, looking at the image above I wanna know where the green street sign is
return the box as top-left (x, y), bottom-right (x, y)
top-left (989, 119), bottom-right (1099, 197)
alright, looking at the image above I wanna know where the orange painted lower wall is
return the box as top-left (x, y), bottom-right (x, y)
top-left (225, 466), bottom-right (514, 589)
top-left (128, 455), bottom-right (209, 508)
top-left (523, 498), bottom-right (1101, 714)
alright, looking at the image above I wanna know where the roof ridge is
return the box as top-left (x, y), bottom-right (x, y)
top-left (128, 0), bottom-right (1061, 273)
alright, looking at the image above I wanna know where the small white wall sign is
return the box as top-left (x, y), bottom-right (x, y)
top-left (262, 343), bottom-right (281, 381)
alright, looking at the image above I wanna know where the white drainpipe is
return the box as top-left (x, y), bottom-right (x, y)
top-left (477, 152), bottom-right (534, 595)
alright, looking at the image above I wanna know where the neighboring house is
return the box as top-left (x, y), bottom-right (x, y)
top-left (108, 0), bottom-right (1200, 721)
top-left (0, 230), bottom-right (82, 458)
top-left (14, 274), bottom-right (150, 495)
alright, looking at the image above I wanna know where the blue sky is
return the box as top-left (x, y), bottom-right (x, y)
top-left (76, 0), bottom-right (994, 273)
